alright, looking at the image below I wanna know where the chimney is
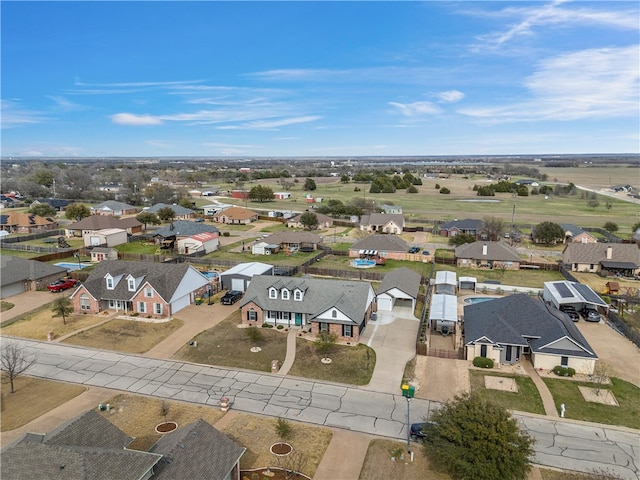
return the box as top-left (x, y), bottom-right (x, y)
top-left (606, 246), bottom-right (612, 260)
top-left (482, 244), bottom-right (488, 256)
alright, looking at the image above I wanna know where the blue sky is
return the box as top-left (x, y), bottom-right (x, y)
top-left (2, 1), bottom-right (638, 157)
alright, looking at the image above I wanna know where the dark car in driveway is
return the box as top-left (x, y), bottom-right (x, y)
top-left (408, 246), bottom-right (420, 254)
top-left (559, 305), bottom-right (579, 322)
top-left (221, 290), bottom-right (243, 305)
top-left (410, 422), bottom-right (437, 442)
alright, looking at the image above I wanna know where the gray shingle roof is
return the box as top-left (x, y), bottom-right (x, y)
top-left (360, 213), bottom-right (405, 227)
top-left (45, 410), bottom-right (132, 449)
top-left (152, 220), bottom-right (219, 238)
top-left (559, 223), bottom-right (589, 237)
top-left (74, 260), bottom-right (201, 302)
top-left (439, 218), bottom-right (484, 231)
top-left (563, 243), bottom-right (640, 266)
top-left (240, 275), bottom-right (373, 326)
top-left (350, 234), bottom-right (408, 253)
top-left (91, 200), bottom-right (137, 211)
top-left (464, 294), bottom-right (596, 358)
top-left (150, 419), bottom-right (245, 480)
top-left (146, 203), bottom-right (195, 216)
top-left (455, 241), bottom-right (521, 262)
top-left (377, 267), bottom-right (421, 299)
top-left (66, 215), bottom-right (142, 231)
top-left (1, 256), bottom-right (67, 286)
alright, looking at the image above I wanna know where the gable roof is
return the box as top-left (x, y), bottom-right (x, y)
top-left (377, 267), bottom-right (421, 299)
top-left (214, 206), bottom-right (257, 220)
top-left (240, 275), bottom-right (373, 325)
top-left (350, 234), bottom-right (408, 253)
top-left (360, 213), bottom-right (404, 227)
top-left (288, 212), bottom-right (334, 224)
top-left (146, 203), bottom-right (195, 216)
top-left (1, 256), bottom-right (67, 286)
top-left (439, 218), bottom-right (484, 231)
top-left (45, 410), bottom-right (132, 449)
top-left (73, 260), bottom-right (206, 302)
top-left (263, 231), bottom-right (322, 245)
top-left (152, 220), bottom-right (219, 238)
top-left (563, 243), bottom-right (640, 266)
top-left (36, 198), bottom-right (72, 209)
top-left (150, 419), bottom-right (245, 480)
top-left (220, 262), bottom-right (273, 278)
top-left (67, 215), bottom-right (142, 231)
top-left (455, 241), bottom-right (521, 262)
top-left (464, 294), bottom-right (596, 359)
top-left (0, 212), bottom-right (56, 228)
top-left (559, 223), bottom-right (592, 238)
top-left (91, 200), bottom-right (137, 212)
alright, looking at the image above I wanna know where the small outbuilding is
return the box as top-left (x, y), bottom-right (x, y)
top-left (220, 262), bottom-right (274, 292)
top-left (458, 276), bottom-right (477, 292)
top-left (83, 228), bottom-right (128, 248)
top-left (434, 270), bottom-right (457, 295)
top-left (177, 232), bottom-right (219, 255)
top-left (376, 267), bottom-right (421, 311)
top-left (429, 294), bottom-right (458, 335)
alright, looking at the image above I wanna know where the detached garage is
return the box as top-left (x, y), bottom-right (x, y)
top-left (376, 267), bottom-right (421, 312)
top-left (220, 262), bottom-right (274, 292)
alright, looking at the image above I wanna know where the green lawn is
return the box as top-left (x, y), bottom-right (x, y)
top-left (435, 265), bottom-right (565, 289)
top-left (469, 370), bottom-right (546, 415)
top-left (288, 338), bottom-right (376, 385)
top-left (542, 377), bottom-right (640, 430)
top-left (115, 241), bottom-right (159, 254)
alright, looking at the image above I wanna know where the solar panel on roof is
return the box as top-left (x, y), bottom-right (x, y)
top-left (573, 283), bottom-right (606, 305)
top-left (553, 282), bottom-right (573, 298)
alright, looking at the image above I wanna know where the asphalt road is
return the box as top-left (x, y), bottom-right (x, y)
top-left (6, 337), bottom-right (639, 479)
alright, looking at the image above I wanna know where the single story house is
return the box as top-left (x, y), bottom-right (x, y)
top-left (261, 231), bottom-right (323, 253)
top-left (434, 270), bottom-right (457, 295)
top-left (376, 267), bottom-right (421, 311)
top-left (83, 228), bottom-right (128, 248)
top-left (562, 243), bottom-right (640, 277)
top-left (359, 213), bottom-right (405, 234)
top-left (515, 179), bottom-right (540, 187)
top-left (90, 247), bottom-right (119, 262)
top-left (438, 219), bottom-right (486, 240)
top-left (0, 256), bottom-right (67, 298)
top-left (287, 212), bottom-right (334, 229)
top-left (151, 221), bottom-right (219, 248)
top-left (349, 235), bottom-right (408, 262)
top-left (0, 212), bottom-right (57, 234)
top-left (464, 294), bottom-right (598, 374)
top-left (33, 198), bottom-right (71, 212)
top-left (65, 215), bottom-right (143, 237)
top-left (176, 232), bottom-right (219, 255)
top-left (90, 200), bottom-right (138, 216)
top-left (273, 192), bottom-right (291, 199)
top-left (542, 281), bottom-right (608, 313)
top-left (1, 411), bottom-right (245, 480)
top-left (559, 223), bottom-right (597, 244)
top-left (70, 260), bottom-right (210, 317)
top-left (212, 206), bottom-right (258, 224)
top-left (380, 203), bottom-right (403, 214)
top-left (251, 241), bottom-right (280, 256)
top-left (220, 262), bottom-right (274, 292)
top-left (200, 204), bottom-right (231, 216)
top-left (455, 241), bottom-right (521, 270)
top-left (240, 275), bottom-right (376, 343)
top-left (145, 203), bottom-right (195, 220)
top-left (430, 294), bottom-right (458, 335)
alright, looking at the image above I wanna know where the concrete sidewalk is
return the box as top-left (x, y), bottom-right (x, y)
top-left (276, 327), bottom-right (299, 376)
top-left (313, 429), bottom-right (374, 480)
top-left (522, 361), bottom-right (559, 417)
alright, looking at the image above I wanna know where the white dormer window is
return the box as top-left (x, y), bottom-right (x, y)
top-left (106, 274), bottom-right (114, 290)
top-left (281, 289), bottom-right (290, 300)
top-left (127, 276), bottom-right (136, 291)
top-left (294, 290), bottom-right (303, 301)
top-left (269, 287), bottom-right (277, 299)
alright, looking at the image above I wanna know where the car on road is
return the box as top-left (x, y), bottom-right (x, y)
top-left (408, 246), bottom-right (420, 254)
top-left (47, 278), bottom-right (79, 293)
top-left (583, 308), bottom-right (601, 322)
top-left (221, 290), bottom-right (243, 305)
top-left (410, 422), bottom-right (437, 442)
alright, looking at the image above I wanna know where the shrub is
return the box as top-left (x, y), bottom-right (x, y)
top-left (439, 187), bottom-right (451, 194)
top-left (261, 323), bottom-right (274, 328)
top-left (552, 366), bottom-right (576, 377)
top-left (473, 356), bottom-right (494, 368)
top-left (276, 324), bottom-right (284, 330)
top-left (132, 312), bottom-right (139, 317)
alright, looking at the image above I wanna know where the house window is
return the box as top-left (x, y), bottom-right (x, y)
top-left (154, 303), bottom-right (163, 315)
top-left (106, 275), bottom-right (114, 290)
top-left (282, 289), bottom-right (290, 300)
top-left (342, 325), bottom-right (352, 337)
top-left (138, 302), bottom-right (146, 313)
top-left (589, 264), bottom-right (595, 270)
top-left (145, 287), bottom-right (153, 298)
top-left (80, 294), bottom-right (91, 311)
top-left (128, 277), bottom-right (136, 291)
top-left (573, 263), bottom-right (578, 270)
top-left (248, 310), bottom-right (257, 321)
top-left (332, 309), bottom-right (337, 318)
top-left (320, 322), bottom-right (329, 332)
top-left (294, 290), bottom-right (303, 301)
top-left (561, 356), bottom-right (568, 367)
top-left (269, 287), bottom-right (277, 299)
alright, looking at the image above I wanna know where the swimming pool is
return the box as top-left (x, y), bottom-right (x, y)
top-left (464, 297), bottom-right (496, 305)
top-left (55, 262), bottom-right (90, 271)
top-left (202, 271), bottom-right (219, 280)
top-left (351, 259), bottom-right (376, 268)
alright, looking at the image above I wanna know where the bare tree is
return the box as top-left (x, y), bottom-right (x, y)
top-left (275, 450), bottom-right (307, 480)
top-left (591, 363), bottom-right (612, 396)
top-left (1, 342), bottom-right (37, 393)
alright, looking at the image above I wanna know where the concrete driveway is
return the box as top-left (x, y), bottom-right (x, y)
top-left (359, 307), bottom-right (420, 393)
top-left (1, 290), bottom-right (70, 325)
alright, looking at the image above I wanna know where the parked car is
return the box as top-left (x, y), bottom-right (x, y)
top-left (422, 250), bottom-right (430, 256)
top-left (47, 278), bottom-right (79, 293)
top-left (559, 305), bottom-right (579, 322)
top-left (221, 290), bottom-right (243, 305)
top-left (410, 422), bottom-right (437, 442)
top-left (408, 246), bottom-right (420, 254)
top-left (583, 308), bottom-right (601, 322)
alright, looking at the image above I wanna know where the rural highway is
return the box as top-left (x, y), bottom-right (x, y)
top-left (6, 338), bottom-right (640, 480)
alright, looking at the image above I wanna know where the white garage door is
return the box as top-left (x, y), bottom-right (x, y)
top-left (231, 278), bottom-right (245, 292)
top-left (377, 296), bottom-right (394, 311)
top-left (0, 282), bottom-right (25, 299)
top-left (171, 294), bottom-right (190, 314)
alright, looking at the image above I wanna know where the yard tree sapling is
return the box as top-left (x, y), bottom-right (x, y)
top-left (51, 296), bottom-right (74, 325)
top-left (1, 342), bottom-right (37, 393)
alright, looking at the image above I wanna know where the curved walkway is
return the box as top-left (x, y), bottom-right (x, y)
top-left (275, 327), bottom-right (299, 376)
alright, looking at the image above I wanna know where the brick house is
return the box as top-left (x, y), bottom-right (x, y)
top-left (359, 213), bottom-right (405, 234)
top-left (348, 235), bottom-right (408, 261)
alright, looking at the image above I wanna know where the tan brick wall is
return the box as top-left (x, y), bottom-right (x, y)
top-left (310, 322), bottom-right (360, 343)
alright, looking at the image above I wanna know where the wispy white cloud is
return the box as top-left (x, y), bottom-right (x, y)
top-left (387, 101), bottom-right (441, 117)
top-left (248, 66), bottom-right (445, 85)
top-left (111, 113), bottom-right (163, 126)
top-left (47, 95), bottom-right (84, 112)
top-left (459, 45), bottom-right (639, 122)
top-left (1, 100), bottom-right (50, 128)
top-left (437, 90), bottom-right (465, 103)
top-left (242, 116), bottom-right (321, 129)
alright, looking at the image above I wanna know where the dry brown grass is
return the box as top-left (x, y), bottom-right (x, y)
top-left (63, 318), bottom-right (184, 354)
top-left (1, 305), bottom-right (108, 341)
top-left (571, 272), bottom-right (639, 296)
top-left (358, 439), bottom-right (452, 480)
top-left (1, 376), bottom-right (86, 431)
top-left (218, 413), bottom-right (332, 478)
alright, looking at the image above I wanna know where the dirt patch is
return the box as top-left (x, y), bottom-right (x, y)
top-left (413, 356), bottom-right (469, 402)
top-left (578, 386), bottom-right (619, 406)
top-left (484, 376), bottom-right (518, 392)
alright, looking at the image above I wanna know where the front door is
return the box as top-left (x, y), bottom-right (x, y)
top-left (480, 344), bottom-right (487, 357)
top-left (295, 313), bottom-right (302, 326)
top-left (506, 345), bottom-right (512, 362)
